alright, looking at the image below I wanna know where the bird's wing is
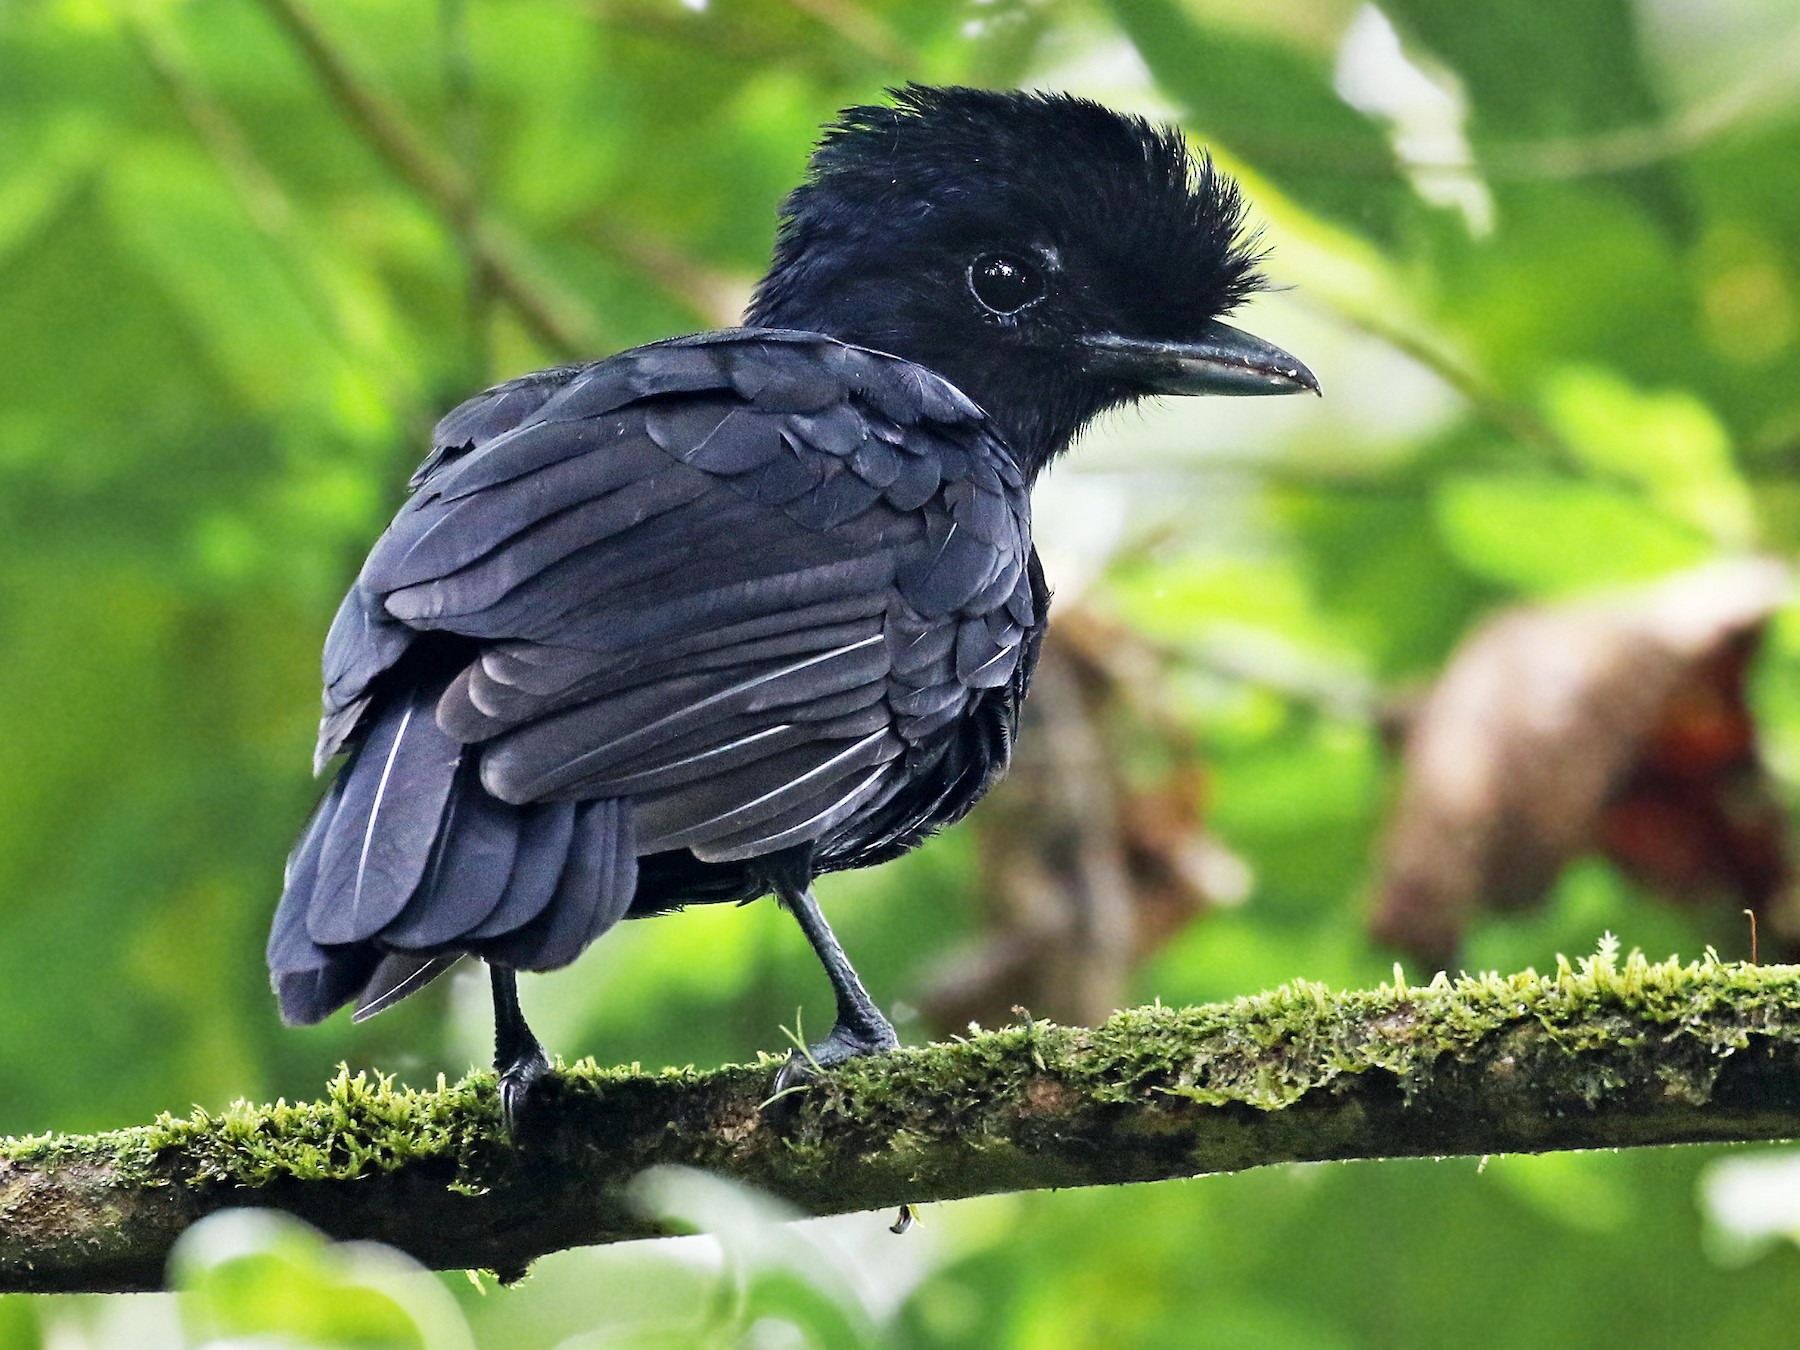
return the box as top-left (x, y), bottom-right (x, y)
top-left (319, 331), bottom-right (1036, 865)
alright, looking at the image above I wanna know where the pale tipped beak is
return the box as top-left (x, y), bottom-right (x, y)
top-left (1080, 319), bottom-right (1320, 397)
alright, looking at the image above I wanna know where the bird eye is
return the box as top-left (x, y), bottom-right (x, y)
top-left (968, 252), bottom-right (1046, 316)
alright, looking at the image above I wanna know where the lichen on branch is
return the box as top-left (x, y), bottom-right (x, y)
top-left (6, 950), bottom-right (1800, 1295)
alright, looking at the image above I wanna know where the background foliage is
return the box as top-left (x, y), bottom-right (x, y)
top-left (4, 0), bottom-right (1800, 1344)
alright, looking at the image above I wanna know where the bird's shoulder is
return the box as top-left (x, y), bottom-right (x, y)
top-left (415, 328), bottom-right (1022, 503)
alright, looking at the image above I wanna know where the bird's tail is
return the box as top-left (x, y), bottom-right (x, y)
top-left (267, 677), bottom-right (638, 1026)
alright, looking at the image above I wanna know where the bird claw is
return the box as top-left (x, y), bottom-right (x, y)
top-left (773, 1017), bottom-right (900, 1097)
top-left (498, 1049), bottom-right (550, 1141)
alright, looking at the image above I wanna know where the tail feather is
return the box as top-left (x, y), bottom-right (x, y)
top-left (458, 795), bottom-right (572, 941)
top-left (268, 776), bottom-right (342, 973)
top-left (481, 798), bottom-right (638, 971)
top-left (277, 954), bottom-right (385, 1027)
top-left (269, 686), bottom-right (638, 1024)
top-left (270, 777), bottom-right (376, 1026)
top-left (383, 763), bottom-right (533, 945)
top-left (307, 682), bottom-right (461, 945)
top-left (352, 953), bottom-right (459, 1022)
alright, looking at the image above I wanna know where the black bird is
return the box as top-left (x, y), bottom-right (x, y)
top-left (268, 85), bottom-right (1317, 1115)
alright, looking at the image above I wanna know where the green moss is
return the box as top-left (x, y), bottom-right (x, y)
top-left (1, 1068), bottom-right (491, 1188)
top-left (6, 949), bottom-right (1798, 1194)
top-left (1067, 948), bottom-right (1800, 1110)
top-left (810, 947), bottom-right (1800, 1130)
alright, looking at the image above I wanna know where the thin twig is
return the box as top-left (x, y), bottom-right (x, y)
top-left (252, 0), bottom-right (597, 357)
top-left (122, 16), bottom-right (422, 401)
top-left (780, 0), bottom-right (918, 69)
top-left (1326, 304), bottom-right (1570, 457)
top-left (438, 0), bottom-right (495, 385)
top-left (1446, 30), bottom-right (1800, 180)
top-left (584, 215), bottom-right (753, 329)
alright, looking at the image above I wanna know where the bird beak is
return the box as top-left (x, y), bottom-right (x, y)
top-left (1080, 319), bottom-right (1320, 397)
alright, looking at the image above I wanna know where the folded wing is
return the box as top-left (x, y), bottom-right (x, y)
top-left (275, 331), bottom-right (1035, 1020)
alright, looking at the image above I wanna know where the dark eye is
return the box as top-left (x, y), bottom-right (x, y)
top-left (968, 252), bottom-right (1046, 316)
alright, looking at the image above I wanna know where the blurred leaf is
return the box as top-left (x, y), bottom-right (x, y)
top-left (1542, 366), bottom-right (1752, 544)
top-left (1106, 0), bottom-right (1421, 239)
top-left (1284, 489), bottom-right (1488, 674)
top-left (1423, 185), bottom-right (1690, 390)
top-left (1374, 559), bottom-right (1792, 964)
top-left (0, 1299), bottom-right (42, 1350)
top-left (630, 1168), bottom-right (880, 1348)
top-left (1683, 117), bottom-right (1800, 460)
top-left (171, 1210), bottom-right (471, 1350)
top-left (1702, 1149), bottom-right (1800, 1263)
top-left (1386, 0), bottom-right (1661, 139)
top-left (1383, 0), bottom-right (1687, 228)
top-left (1433, 472), bottom-right (1713, 594)
top-left (1486, 1151), bottom-right (1638, 1235)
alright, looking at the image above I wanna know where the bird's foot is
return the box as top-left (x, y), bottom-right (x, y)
top-left (497, 1045), bottom-right (550, 1141)
top-left (773, 1011), bottom-right (900, 1097)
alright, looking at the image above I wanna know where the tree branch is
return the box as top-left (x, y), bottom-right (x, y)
top-left (7, 952), bottom-right (1800, 1294)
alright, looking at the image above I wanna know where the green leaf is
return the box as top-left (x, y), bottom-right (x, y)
top-left (1384, 0), bottom-right (1664, 141)
top-left (1433, 471), bottom-right (1714, 594)
top-left (1105, 0), bottom-right (1420, 239)
top-left (0, 1298), bottom-right (43, 1350)
top-left (1541, 365), bottom-right (1753, 545)
top-left (172, 1210), bottom-right (470, 1350)
top-left (1382, 0), bottom-right (1685, 229)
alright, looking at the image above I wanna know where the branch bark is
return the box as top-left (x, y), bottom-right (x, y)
top-left (6, 952), bottom-right (1800, 1295)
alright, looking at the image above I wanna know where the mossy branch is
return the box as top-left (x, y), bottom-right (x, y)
top-left (8, 952), bottom-right (1800, 1294)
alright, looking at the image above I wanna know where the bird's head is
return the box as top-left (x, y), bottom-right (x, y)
top-left (746, 85), bottom-right (1318, 476)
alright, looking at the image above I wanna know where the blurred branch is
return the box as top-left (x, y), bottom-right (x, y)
top-left (8, 956), bottom-right (1800, 1293)
top-left (1178, 27), bottom-right (1800, 182)
top-left (1443, 31), bottom-right (1800, 180)
top-left (438, 0), bottom-right (495, 386)
top-left (780, 0), bottom-right (917, 69)
top-left (582, 215), bottom-right (752, 330)
top-left (1056, 600), bottom-right (1379, 725)
top-left (252, 0), bottom-right (598, 357)
top-left (123, 16), bottom-right (424, 404)
top-left (1324, 305), bottom-right (1572, 457)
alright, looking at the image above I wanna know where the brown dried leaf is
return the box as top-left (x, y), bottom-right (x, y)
top-left (1372, 559), bottom-right (1795, 966)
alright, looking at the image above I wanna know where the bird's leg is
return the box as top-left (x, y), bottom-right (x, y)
top-left (774, 880), bottom-right (899, 1092)
top-left (490, 965), bottom-right (548, 1136)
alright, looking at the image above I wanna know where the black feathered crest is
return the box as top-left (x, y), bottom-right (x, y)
top-left (754, 84), bottom-right (1268, 337)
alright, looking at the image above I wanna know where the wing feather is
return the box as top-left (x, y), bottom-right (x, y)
top-left (479, 798), bottom-right (637, 969)
top-left (307, 683), bottom-right (461, 945)
top-left (692, 763), bottom-right (898, 863)
top-left (479, 632), bottom-right (890, 803)
top-left (633, 728), bottom-right (902, 855)
top-left (300, 331), bottom-right (1031, 969)
top-left (455, 798), bottom-right (568, 940)
top-left (352, 954), bottom-right (458, 1021)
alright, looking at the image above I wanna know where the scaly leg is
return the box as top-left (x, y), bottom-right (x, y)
top-left (773, 879), bottom-right (899, 1092)
top-left (491, 966), bottom-right (548, 1135)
